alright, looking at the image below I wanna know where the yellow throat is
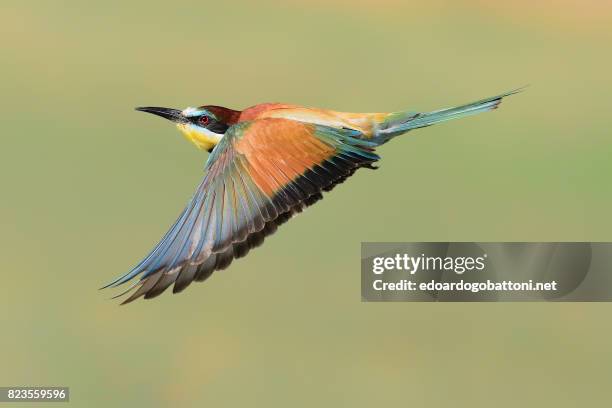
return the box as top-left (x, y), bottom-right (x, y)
top-left (176, 123), bottom-right (223, 151)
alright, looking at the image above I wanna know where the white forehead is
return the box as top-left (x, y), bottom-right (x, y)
top-left (182, 107), bottom-right (207, 117)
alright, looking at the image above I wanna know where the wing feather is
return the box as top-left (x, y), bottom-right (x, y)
top-left (105, 118), bottom-right (379, 303)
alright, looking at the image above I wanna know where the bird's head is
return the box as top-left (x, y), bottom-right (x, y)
top-left (135, 105), bottom-right (240, 152)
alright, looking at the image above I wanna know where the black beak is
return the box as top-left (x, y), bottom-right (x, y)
top-left (135, 107), bottom-right (186, 123)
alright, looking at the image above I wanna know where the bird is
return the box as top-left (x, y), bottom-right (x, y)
top-left (104, 89), bottom-right (520, 303)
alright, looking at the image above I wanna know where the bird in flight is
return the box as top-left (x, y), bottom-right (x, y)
top-left (104, 89), bottom-right (520, 303)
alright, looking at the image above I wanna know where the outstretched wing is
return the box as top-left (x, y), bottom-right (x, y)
top-left (104, 118), bottom-right (380, 303)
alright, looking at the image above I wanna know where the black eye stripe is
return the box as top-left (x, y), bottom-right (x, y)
top-left (207, 120), bottom-right (229, 134)
top-left (189, 115), bottom-right (207, 125)
top-left (189, 115), bottom-right (229, 134)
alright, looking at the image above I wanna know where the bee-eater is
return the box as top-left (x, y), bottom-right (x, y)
top-left (104, 90), bottom-right (520, 303)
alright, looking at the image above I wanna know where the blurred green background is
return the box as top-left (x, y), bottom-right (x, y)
top-left (1, 0), bottom-right (612, 406)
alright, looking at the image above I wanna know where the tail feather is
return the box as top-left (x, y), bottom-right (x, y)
top-left (374, 88), bottom-right (523, 143)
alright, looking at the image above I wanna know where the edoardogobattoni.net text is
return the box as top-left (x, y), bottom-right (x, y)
top-left (372, 279), bottom-right (558, 293)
